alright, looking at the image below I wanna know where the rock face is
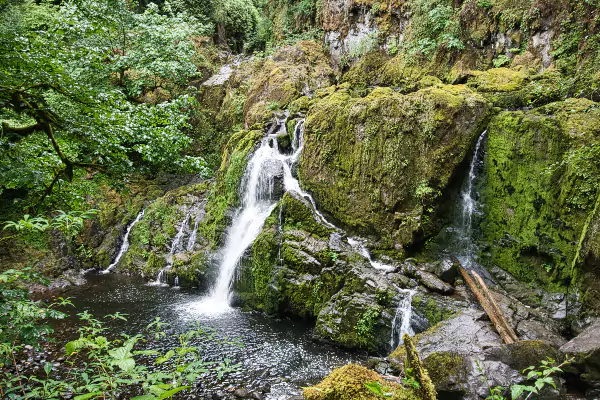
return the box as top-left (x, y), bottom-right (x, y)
top-left (479, 98), bottom-right (600, 294)
top-left (389, 309), bottom-right (564, 399)
top-left (117, 183), bottom-right (212, 286)
top-left (300, 83), bottom-right (491, 253)
top-left (560, 320), bottom-right (600, 397)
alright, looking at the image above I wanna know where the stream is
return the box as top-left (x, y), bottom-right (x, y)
top-left (51, 273), bottom-right (362, 399)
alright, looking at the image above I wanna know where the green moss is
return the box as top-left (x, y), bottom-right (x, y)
top-left (342, 50), bottom-right (390, 89)
top-left (303, 364), bottom-right (419, 400)
top-left (411, 295), bottom-right (455, 326)
top-left (404, 334), bottom-right (437, 400)
top-left (355, 305), bottom-right (383, 345)
top-left (480, 99), bottom-right (600, 290)
top-left (422, 351), bottom-right (467, 390)
top-left (300, 83), bottom-right (490, 250)
top-left (467, 68), bottom-right (528, 92)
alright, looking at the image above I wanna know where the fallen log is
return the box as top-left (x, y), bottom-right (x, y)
top-left (471, 270), bottom-right (519, 343)
top-left (459, 266), bottom-right (517, 344)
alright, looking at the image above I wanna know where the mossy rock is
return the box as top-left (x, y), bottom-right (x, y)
top-left (342, 50), bottom-right (390, 89)
top-left (467, 68), bottom-right (528, 92)
top-left (480, 98), bottom-right (600, 291)
top-left (422, 351), bottom-right (469, 392)
top-left (243, 41), bottom-right (335, 126)
top-left (303, 364), bottom-right (419, 400)
top-left (300, 83), bottom-right (491, 251)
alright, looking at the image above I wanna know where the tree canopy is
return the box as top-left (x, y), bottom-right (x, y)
top-left (0, 0), bottom-right (211, 209)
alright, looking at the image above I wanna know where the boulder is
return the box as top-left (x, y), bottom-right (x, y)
top-left (560, 320), bottom-right (600, 397)
top-left (389, 309), bottom-right (565, 399)
top-left (300, 84), bottom-right (491, 253)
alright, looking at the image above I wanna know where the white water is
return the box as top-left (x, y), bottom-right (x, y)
top-left (390, 287), bottom-right (416, 349)
top-left (149, 209), bottom-right (193, 286)
top-left (456, 131), bottom-right (487, 270)
top-left (347, 237), bottom-right (395, 272)
top-left (195, 115), bottom-right (302, 314)
top-left (187, 202), bottom-right (206, 252)
top-left (101, 209), bottom-right (145, 274)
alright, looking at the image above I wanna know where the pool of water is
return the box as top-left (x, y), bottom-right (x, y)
top-left (50, 274), bottom-right (361, 399)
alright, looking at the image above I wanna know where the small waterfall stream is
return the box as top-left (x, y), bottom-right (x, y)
top-left (150, 209), bottom-right (193, 286)
top-left (102, 209), bottom-right (145, 274)
top-left (455, 131), bottom-right (488, 275)
top-left (390, 287), bottom-right (416, 349)
top-left (197, 115), bottom-right (301, 313)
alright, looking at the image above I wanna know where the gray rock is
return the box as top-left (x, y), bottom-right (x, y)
top-left (251, 392), bottom-right (264, 400)
top-left (416, 270), bottom-right (454, 295)
top-left (420, 258), bottom-right (458, 284)
top-left (390, 309), bottom-right (564, 399)
top-left (233, 388), bottom-right (249, 398)
top-left (560, 320), bottom-right (600, 396)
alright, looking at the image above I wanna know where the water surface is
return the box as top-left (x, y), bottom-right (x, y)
top-left (54, 274), bottom-right (361, 399)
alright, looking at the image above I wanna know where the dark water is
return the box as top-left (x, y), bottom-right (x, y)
top-left (51, 274), bottom-right (361, 399)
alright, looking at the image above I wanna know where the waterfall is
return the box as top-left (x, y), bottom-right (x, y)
top-left (186, 209), bottom-right (202, 252)
top-left (149, 209), bottom-right (193, 286)
top-left (101, 209), bottom-right (145, 274)
top-left (390, 288), bottom-right (416, 349)
top-left (196, 115), bottom-right (299, 313)
top-left (347, 237), bottom-right (395, 272)
top-left (455, 130), bottom-right (488, 274)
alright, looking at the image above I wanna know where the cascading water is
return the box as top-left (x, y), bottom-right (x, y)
top-left (390, 287), bottom-right (416, 349)
top-left (196, 115), bottom-right (297, 313)
top-left (455, 131), bottom-right (489, 275)
top-left (194, 114), bottom-right (411, 315)
top-left (101, 209), bottom-right (145, 274)
top-left (186, 202), bottom-right (206, 252)
top-left (150, 209), bottom-right (193, 286)
top-left (347, 237), bottom-right (395, 272)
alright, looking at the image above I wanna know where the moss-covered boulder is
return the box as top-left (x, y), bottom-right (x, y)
top-left (467, 68), bottom-right (568, 108)
top-left (389, 310), bottom-right (564, 398)
top-left (480, 98), bottom-right (600, 292)
top-left (300, 83), bottom-right (491, 253)
top-left (243, 41), bottom-right (335, 126)
top-left (114, 182), bottom-right (211, 285)
top-left (303, 364), bottom-right (419, 400)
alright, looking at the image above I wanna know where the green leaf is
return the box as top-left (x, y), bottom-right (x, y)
top-left (74, 392), bottom-right (103, 400)
top-left (158, 386), bottom-right (190, 399)
top-left (44, 362), bottom-right (52, 375)
top-left (113, 358), bottom-right (136, 372)
top-left (511, 385), bottom-right (526, 399)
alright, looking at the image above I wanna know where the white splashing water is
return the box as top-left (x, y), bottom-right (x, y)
top-left (456, 131), bottom-right (487, 270)
top-left (194, 115), bottom-right (304, 314)
top-left (390, 287), bottom-right (416, 349)
top-left (347, 237), bottom-right (395, 272)
top-left (149, 209), bottom-right (193, 286)
top-left (187, 207), bottom-right (204, 252)
top-left (101, 209), bottom-right (145, 274)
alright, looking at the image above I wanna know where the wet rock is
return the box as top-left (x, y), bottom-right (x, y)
top-left (515, 320), bottom-right (566, 348)
top-left (212, 391), bottom-right (226, 399)
top-left (390, 310), bottom-right (564, 399)
top-left (420, 259), bottom-right (459, 284)
top-left (415, 270), bottom-right (454, 295)
top-left (560, 320), bottom-right (600, 397)
top-left (233, 388), bottom-right (249, 398)
top-left (251, 392), bottom-right (264, 400)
